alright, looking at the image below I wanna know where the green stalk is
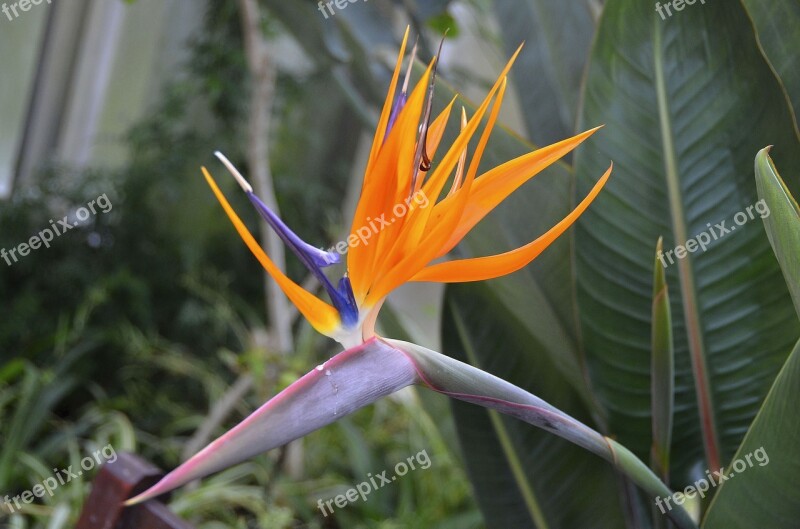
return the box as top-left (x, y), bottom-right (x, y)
top-left (391, 339), bottom-right (698, 529)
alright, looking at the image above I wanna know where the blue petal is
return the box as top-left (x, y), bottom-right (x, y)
top-left (247, 192), bottom-right (359, 327)
top-left (385, 92), bottom-right (407, 140)
top-left (247, 193), bottom-right (340, 268)
top-left (337, 276), bottom-right (359, 327)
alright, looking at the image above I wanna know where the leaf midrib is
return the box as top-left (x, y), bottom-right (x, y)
top-left (652, 17), bottom-right (721, 473)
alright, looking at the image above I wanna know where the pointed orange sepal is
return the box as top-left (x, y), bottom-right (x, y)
top-left (202, 167), bottom-right (341, 335)
top-left (411, 163), bottom-right (613, 283)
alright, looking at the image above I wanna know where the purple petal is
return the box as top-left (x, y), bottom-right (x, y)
top-left (247, 192), bottom-right (358, 326)
top-left (385, 92), bottom-right (407, 138)
top-left (247, 192), bottom-right (339, 268)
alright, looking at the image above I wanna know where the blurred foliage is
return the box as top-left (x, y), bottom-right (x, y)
top-left (0, 0), bottom-right (476, 527)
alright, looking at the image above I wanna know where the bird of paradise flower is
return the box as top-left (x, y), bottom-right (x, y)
top-left (125, 29), bottom-right (697, 529)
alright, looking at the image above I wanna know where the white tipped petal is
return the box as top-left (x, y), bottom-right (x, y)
top-left (402, 40), bottom-right (419, 94)
top-left (214, 151), bottom-right (253, 193)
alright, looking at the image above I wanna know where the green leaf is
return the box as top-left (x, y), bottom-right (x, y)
top-left (754, 147), bottom-right (800, 317)
top-left (426, 12), bottom-right (459, 37)
top-left (651, 237), bottom-right (674, 484)
top-left (651, 236), bottom-right (676, 529)
top-left (0, 362), bottom-right (78, 490)
top-left (574, 0), bottom-right (800, 489)
top-left (740, 0), bottom-right (800, 131)
top-left (701, 338), bottom-right (800, 529)
top-left (492, 0), bottom-right (595, 146)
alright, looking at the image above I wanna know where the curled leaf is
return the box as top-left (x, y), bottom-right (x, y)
top-left (754, 147), bottom-right (800, 317)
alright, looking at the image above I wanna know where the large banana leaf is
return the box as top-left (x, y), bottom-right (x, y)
top-left (701, 338), bottom-right (800, 528)
top-left (740, 0), bottom-right (800, 131)
top-left (492, 0), bottom-right (596, 146)
top-left (574, 0), bottom-right (800, 488)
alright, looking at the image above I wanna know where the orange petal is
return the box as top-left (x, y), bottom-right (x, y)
top-left (424, 78), bottom-right (508, 240)
top-left (407, 96), bottom-right (456, 199)
top-left (375, 88), bottom-right (455, 267)
top-left (404, 77), bottom-right (508, 269)
top-left (448, 107), bottom-right (469, 196)
top-left (202, 168), bottom-right (341, 334)
top-left (386, 61), bottom-right (436, 223)
top-left (382, 50), bottom-right (521, 270)
top-left (436, 126), bottom-right (602, 256)
top-left (348, 61), bottom-right (434, 303)
top-left (426, 98), bottom-right (457, 162)
top-left (418, 45), bottom-right (524, 211)
top-left (348, 29), bottom-right (411, 300)
top-left (365, 27), bottom-right (410, 175)
top-left (410, 163), bottom-right (612, 283)
top-left (365, 78), bottom-right (510, 306)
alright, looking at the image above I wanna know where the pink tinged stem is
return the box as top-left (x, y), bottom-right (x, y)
top-left (123, 339), bottom-right (418, 506)
top-left (386, 339), bottom-right (611, 456)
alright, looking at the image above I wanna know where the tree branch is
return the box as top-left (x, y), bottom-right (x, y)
top-left (237, 0), bottom-right (293, 353)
